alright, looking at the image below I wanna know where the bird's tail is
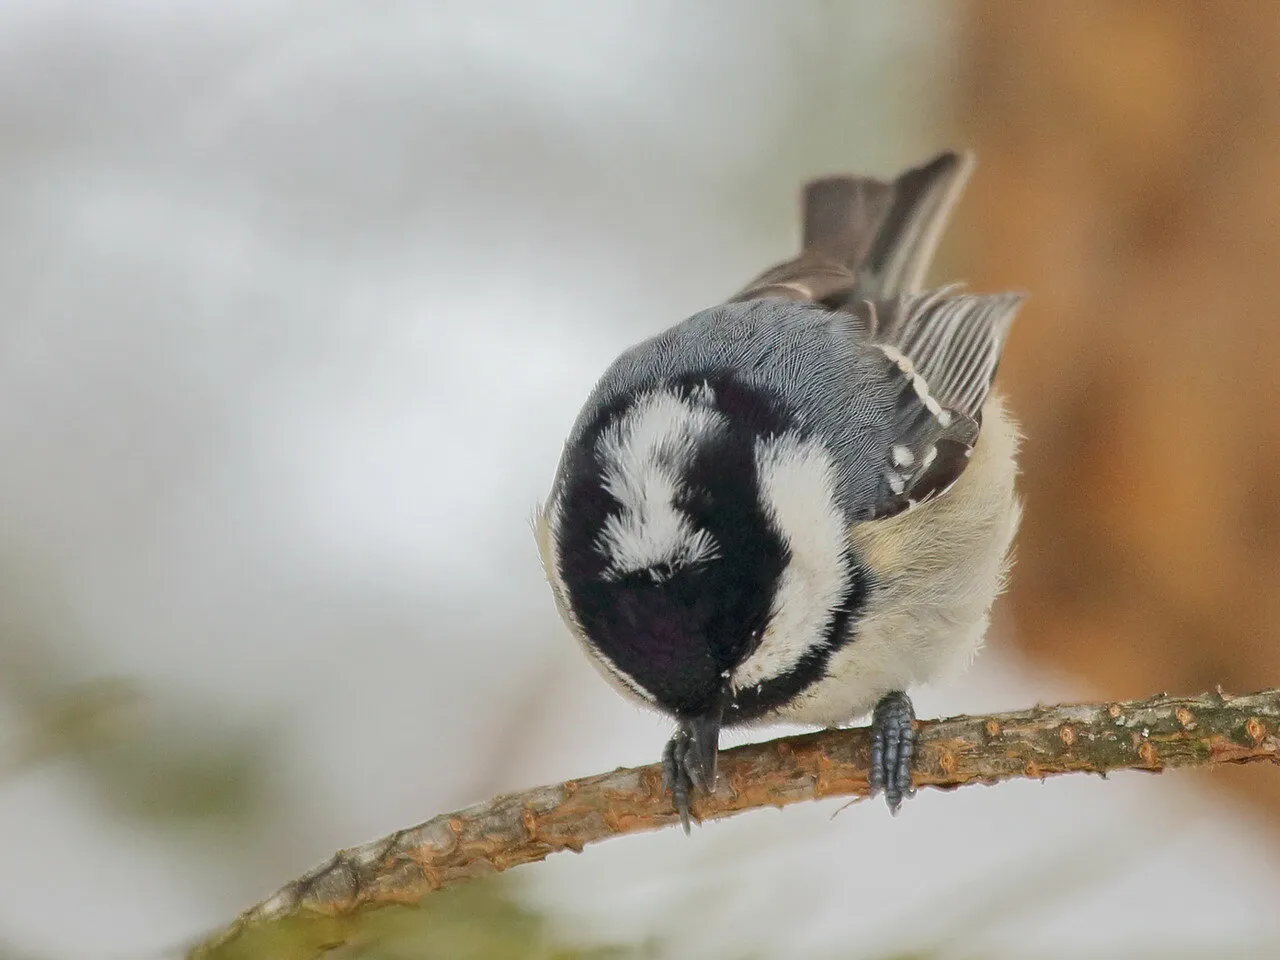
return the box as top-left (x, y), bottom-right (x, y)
top-left (734, 151), bottom-right (974, 304)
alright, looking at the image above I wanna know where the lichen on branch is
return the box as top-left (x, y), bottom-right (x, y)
top-left (189, 688), bottom-right (1280, 959)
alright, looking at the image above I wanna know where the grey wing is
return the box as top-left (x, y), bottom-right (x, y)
top-left (854, 290), bottom-right (1023, 518)
top-left (724, 149), bottom-right (1021, 518)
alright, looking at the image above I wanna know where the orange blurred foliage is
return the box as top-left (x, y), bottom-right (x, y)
top-left (958, 1), bottom-right (1280, 809)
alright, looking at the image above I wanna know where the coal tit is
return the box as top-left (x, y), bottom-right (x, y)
top-left (536, 152), bottom-right (1022, 830)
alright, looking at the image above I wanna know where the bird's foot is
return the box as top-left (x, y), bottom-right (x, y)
top-left (868, 690), bottom-right (917, 814)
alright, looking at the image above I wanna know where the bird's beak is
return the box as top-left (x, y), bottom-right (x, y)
top-left (679, 708), bottom-right (723, 793)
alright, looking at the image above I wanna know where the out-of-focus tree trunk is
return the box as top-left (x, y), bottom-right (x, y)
top-left (957, 2), bottom-right (1280, 810)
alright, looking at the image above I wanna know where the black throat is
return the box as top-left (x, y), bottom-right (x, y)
top-left (555, 373), bottom-right (794, 718)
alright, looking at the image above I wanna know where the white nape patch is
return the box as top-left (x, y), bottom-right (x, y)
top-left (594, 389), bottom-right (724, 579)
top-left (731, 434), bottom-right (850, 691)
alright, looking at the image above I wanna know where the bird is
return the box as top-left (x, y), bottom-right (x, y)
top-left (535, 151), bottom-right (1022, 831)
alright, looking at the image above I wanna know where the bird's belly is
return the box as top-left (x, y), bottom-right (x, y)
top-left (775, 586), bottom-right (995, 726)
top-left (773, 395), bottom-right (1021, 728)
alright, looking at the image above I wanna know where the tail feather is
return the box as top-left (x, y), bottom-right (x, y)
top-left (732, 150), bottom-right (974, 305)
top-left (800, 175), bottom-right (896, 270)
top-left (857, 150), bottom-right (974, 299)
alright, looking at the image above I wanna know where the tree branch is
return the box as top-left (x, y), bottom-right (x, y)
top-left (189, 688), bottom-right (1280, 959)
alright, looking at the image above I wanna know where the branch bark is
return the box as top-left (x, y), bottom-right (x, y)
top-left (189, 688), bottom-right (1280, 959)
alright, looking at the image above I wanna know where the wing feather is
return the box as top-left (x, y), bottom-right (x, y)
top-left (853, 291), bottom-right (1023, 518)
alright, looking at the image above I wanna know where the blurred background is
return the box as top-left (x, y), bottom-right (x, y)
top-left (2, 2), bottom-right (1278, 958)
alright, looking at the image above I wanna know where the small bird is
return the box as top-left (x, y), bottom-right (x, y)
top-left (536, 152), bottom-right (1022, 831)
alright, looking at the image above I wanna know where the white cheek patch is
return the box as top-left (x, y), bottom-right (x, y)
top-left (594, 390), bottom-right (724, 578)
top-left (732, 434), bottom-right (850, 691)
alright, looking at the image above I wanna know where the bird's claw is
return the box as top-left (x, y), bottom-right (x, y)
top-left (662, 736), bottom-right (694, 834)
top-left (869, 690), bottom-right (917, 814)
